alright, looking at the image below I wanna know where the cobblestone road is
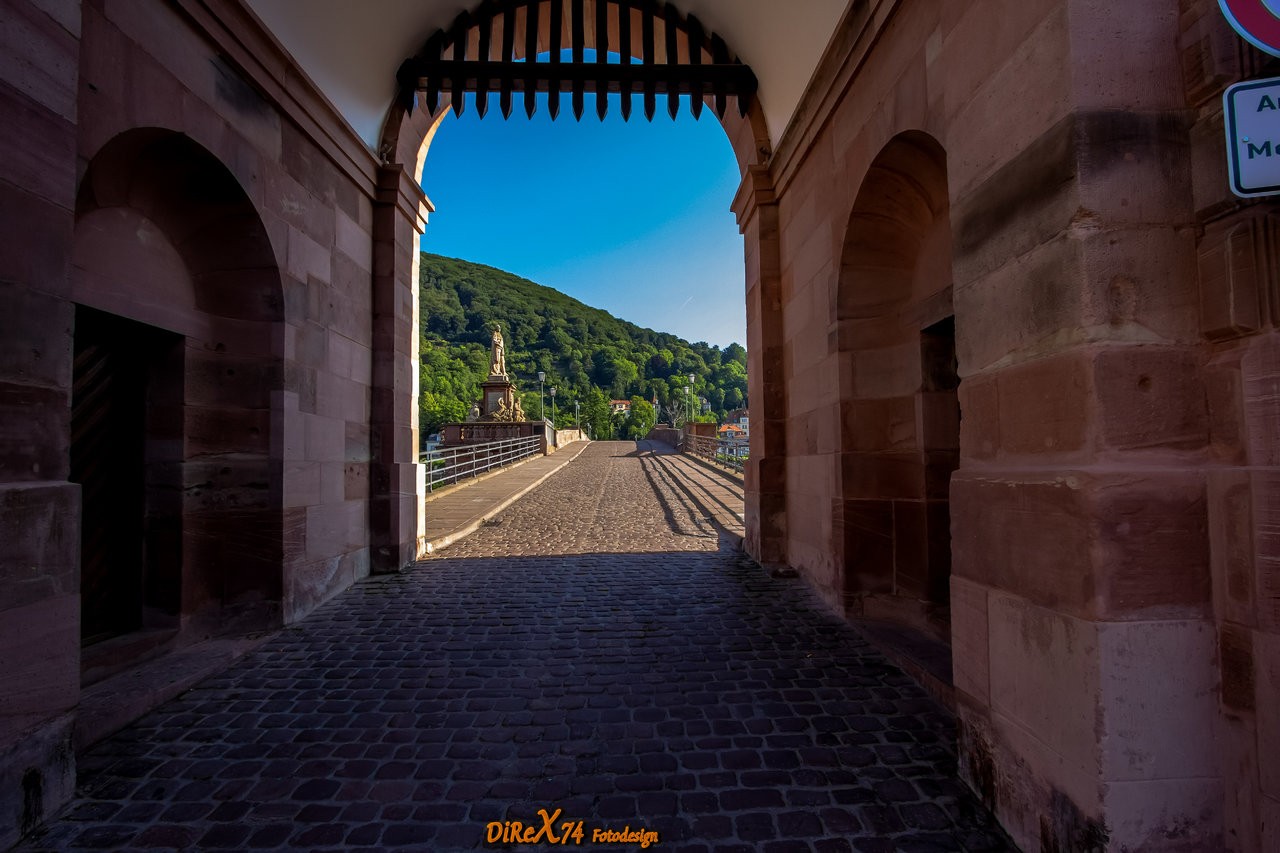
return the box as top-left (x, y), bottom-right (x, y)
top-left (20, 442), bottom-right (1012, 852)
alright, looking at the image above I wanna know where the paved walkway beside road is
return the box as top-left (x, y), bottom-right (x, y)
top-left (421, 440), bottom-right (591, 553)
top-left (19, 441), bottom-right (1011, 852)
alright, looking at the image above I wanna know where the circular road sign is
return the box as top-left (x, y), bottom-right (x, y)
top-left (1220, 0), bottom-right (1280, 57)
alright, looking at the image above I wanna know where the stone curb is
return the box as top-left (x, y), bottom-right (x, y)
top-left (422, 440), bottom-right (591, 555)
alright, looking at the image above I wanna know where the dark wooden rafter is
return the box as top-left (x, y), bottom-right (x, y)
top-left (394, 0), bottom-right (758, 121)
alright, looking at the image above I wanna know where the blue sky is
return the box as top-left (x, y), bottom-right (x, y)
top-left (418, 90), bottom-right (747, 349)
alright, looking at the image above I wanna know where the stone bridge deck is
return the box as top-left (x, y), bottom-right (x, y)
top-left (17, 441), bottom-right (1012, 852)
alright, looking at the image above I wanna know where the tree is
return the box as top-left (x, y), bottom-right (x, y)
top-left (622, 397), bottom-right (657, 440)
top-left (581, 388), bottom-right (613, 440)
top-left (416, 252), bottom-right (751, 440)
top-left (421, 393), bottom-right (467, 435)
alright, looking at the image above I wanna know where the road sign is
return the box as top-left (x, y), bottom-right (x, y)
top-left (1219, 0), bottom-right (1280, 58)
top-left (1224, 76), bottom-right (1280, 198)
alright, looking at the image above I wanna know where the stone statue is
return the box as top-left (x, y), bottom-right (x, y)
top-left (467, 402), bottom-right (480, 422)
top-left (490, 324), bottom-right (506, 377)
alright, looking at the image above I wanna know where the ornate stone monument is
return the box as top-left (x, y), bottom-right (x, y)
top-left (440, 325), bottom-right (538, 446)
top-left (476, 325), bottom-right (525, 422)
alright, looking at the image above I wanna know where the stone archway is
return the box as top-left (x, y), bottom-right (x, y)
top-left (833, 130), bottom-right (957, 640)
top-left (71, 129), bottom-right (285, 680)
top-left (369, 0), bottom-right (786, 570)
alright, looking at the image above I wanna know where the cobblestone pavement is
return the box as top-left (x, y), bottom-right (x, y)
top-left (20, 442), bottom-right (1013, 852)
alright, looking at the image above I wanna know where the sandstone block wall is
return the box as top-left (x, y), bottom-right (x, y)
top-left (1, 1), bottom-right (85, 844)
top-left (0, 0), bottom-right (425, 843)
top-left (760, 0), bottom-right (1274, 848)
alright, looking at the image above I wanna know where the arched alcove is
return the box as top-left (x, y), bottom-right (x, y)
top-left (71, 129), bottom-right (285, 680)
top-left (833, 131), bottom-right (957, 640)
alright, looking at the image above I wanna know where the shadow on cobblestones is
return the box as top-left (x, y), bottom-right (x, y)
top-left (18, 444), bottom-right (1014, 852)
top-left (19, 552), bottom-right (1013, 852)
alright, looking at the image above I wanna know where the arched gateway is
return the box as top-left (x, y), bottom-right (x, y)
top-left (368, 0), bottom-right (786, 571)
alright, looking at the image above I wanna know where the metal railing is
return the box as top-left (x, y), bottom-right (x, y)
top-left (682, 432), bottom-right (747, 475)
top-left (419, 435), bottom-right (543, 492)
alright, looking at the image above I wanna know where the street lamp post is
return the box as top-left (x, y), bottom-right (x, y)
top-left (574, 400), bottom-right (580, 431)
top-left (538, 371), bottom-right (545, 422)
top-left (687, 373), bottom-right (695, 423)
top-left (550, 387), bottom-right (556, 427)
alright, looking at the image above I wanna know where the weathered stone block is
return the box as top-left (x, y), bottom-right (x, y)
top-left (343, 462), bottom-right (369, 502)
top-left (1103, 778), bottom-right (1224, 852)
top-left (1257, 630), bottom-right (1280, 799)
top-left (1078, 224), bottom-right (1200, 341)
top-left (839, 451), bottom-right (924, 500)
top-left (953, 470), bottom-right (1209, 620)
top-left (1208, 469), bottom-right (1257, 627)
top-left (1069, 0), bottom-right (1184, 111)
top-left (1252, 469), bottom-right (1280, 631)
top-left (0, 711), bottom-right (74, 851)
top-left (191, 267), bottom-right (283, 324)
top-left (1203, 351), bottom-right (1246, 462)
top-left (0, 594), bottom-right (79, 743)
top-left (950, 576), bottom-right (990, 705)
top-left (957, 376), bottom-right (999, 460)
top-left (840, 396), bottom-right (917, 452)
top-left (0, 482), bottom-right (79, 612)
top-left (851, 342), bottom-right (921, 399)
top-left (1220, 621), bottom-right (1256, 714)
top-left (1240, 333), bottom-right (1280, 467)
top-left (954, 234), bottom-right (1083, 373)
top-left (893, 498), bottom-right (931, 596)
top-left (184, 350), bottom-right (277, 410)
top-left (0, 384), bottom-right (69, 483)
top-left (283, 459), bottom-right (321, 509)
top-left (1074, 110), bottom-right (1193, 228)
top-left (987, 592), bottom-right (1101, 781)
top-left (265, 166), bottom-right (335, 250)
top-left (1262, 795), bottom-right (1280, 853)
top-left (952, 472), bottom-right (1094, 612)
top-left (285, 225), bottom-right (330, 285)
top-left (71, 207), bottom-right (198, 336)
top-left (1094, 471), bottom-right (1210, 618)
top-left (1197, 214), bottom-right (1269, 340)
top-left (835, 497), bottom-right (894, 596)
top-left (1098, 619), bottom-right (1218, 783)
top-left (946, 5), bottom-right (1072, 206)
top-left (995, 350), bottom-right (1092, 457)
top-left (184, 404), bottom-right (271, 454)
top-left (0, 282), bottom-right (71, 389)
top-left (1218, 711), bottom-right (1264, 853)
top-left (0, 75), bottom-right (76, 211)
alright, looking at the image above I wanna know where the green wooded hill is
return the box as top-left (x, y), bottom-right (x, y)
top-left (418, 252), bottom-right (747, 440)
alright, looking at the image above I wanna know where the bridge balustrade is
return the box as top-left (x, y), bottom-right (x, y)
top-left (681, 432), bottom-right (746, 475)
top-left (419, 435), bottom-right (544, 492)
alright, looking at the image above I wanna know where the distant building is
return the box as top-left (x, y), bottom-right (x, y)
top-left (609, 399), bottom-right (632, 415)
top-left (717, 422), bottom-right (748, 458)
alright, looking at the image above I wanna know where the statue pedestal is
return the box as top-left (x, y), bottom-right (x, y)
top-left (440, 420), bottom-right (545, 445)
top-left (443, 324), bottom-right (543, 448)
top-left (480, 376), bottom-right (516, 418)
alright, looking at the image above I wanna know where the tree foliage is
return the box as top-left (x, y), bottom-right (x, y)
top-left (418, 253), bottom-right (749, 437)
